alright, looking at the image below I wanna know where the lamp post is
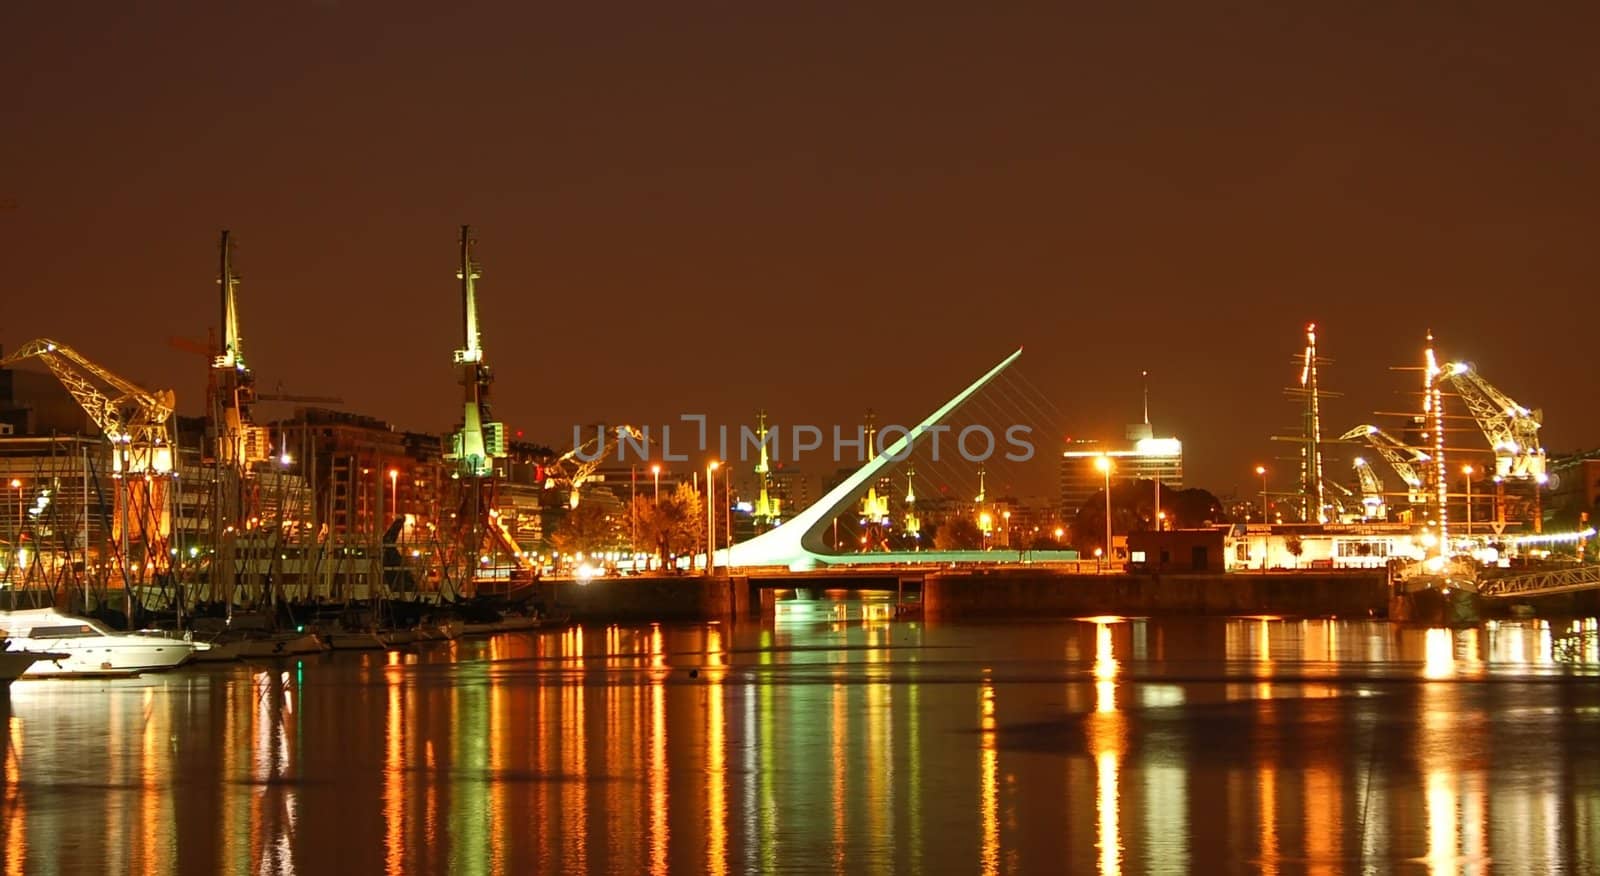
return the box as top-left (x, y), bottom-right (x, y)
top-left (1095, 455), bottom-right (1113, 565)
top-left (9, 478), bottom-right (20, 583)
top-left (706, 460), bottom-right (719, 574)
top-left (1463, 464), bottom-right (1474, 538)
top-left (388, 468), bottom-right (399, 518)
top-left (1255, 465), bottom-right (1268, 521)
top-left (651, 463), bottom-right (661, 506)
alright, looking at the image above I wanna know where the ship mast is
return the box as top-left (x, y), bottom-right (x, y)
top-left (1423, 331), bottom-right (1449, 551)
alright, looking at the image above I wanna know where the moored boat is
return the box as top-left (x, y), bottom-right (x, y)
top-left (0, 608), bottom-right (202, 677)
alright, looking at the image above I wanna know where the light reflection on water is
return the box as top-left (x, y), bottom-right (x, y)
top-left (1, 614), bottom-right (1599, 874)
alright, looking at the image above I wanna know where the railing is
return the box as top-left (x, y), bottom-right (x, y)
top-left (1479, 565), bottom-right (1600, 598)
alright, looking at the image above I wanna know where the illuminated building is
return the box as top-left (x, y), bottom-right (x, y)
top-left (1061, 435), bottom-right (1184, 515)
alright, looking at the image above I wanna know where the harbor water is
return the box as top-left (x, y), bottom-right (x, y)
top-left (4, 605), bottom-right (1600, 873)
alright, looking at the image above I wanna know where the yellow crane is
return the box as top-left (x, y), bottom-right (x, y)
top-left (543, 425), bottom-right (644, 509)
top-left (0, 339), bottom-right (175, 472)
top-left (0, 338), bottom-right (176, 580)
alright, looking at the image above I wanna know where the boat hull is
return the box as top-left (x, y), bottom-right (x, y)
top-left (15, 639), bottom-right (194, 677)
top-left (237, 633), bottom-right (327, 658)
top-left (0, 651), bottom-right (46, 685)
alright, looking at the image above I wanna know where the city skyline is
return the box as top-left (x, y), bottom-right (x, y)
top-left (3, 3), bottom-right (1592, 495)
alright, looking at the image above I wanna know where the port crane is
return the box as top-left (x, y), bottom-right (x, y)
top-left (1340, 424), bottom-right (1429, 504)
top-left (1351, 457), bottom-right (1386, 520)
top-left (1440, 362), bottom-right (1546, 481)
top-left (543, 425), bottom-right (645, 509)
top-left (438, 227), bottom-right (523, 588)
top-left (445, 225), bottom-right (506, 478)
top-left (0, 339), bottom-right (175, 472)
top-left (0, 338), bottom-right (176, 581)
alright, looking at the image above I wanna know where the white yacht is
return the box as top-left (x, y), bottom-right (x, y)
top-left (0, 608), bottom-right (204, 677)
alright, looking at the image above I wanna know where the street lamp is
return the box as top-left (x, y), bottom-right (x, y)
top-left (1002, 510), bottom-right (1012, 547)
top-left (1463, 464), bottom-right (1474, 538)
top-left (9, 478), bottom-right (20, 581)
top-left (1095, 455), bottom-right (1113, 563)
top-left (1255, 466), bottom-right (1268, 521)
top-left (706, 460), bottom-right (719, 574)
top-left (388, 468), bottom-right (399, 517)
top-left (651, 463), bottom-right (661, 505)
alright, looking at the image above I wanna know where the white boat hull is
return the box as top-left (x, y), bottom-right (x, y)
top-left (2, 608), bottom-right (200, 678)
top-left (15, 639), bottom-right (194, 677)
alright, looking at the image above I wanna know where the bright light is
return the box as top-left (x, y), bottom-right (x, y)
top-left (1254, 465), bottom-right (1266, 476)
top-left (709, 460), bottom-right (720, 471)
top-left (1133, 437), bottom-right (1182, 455)
top-left (651, 464), bottom-right (661, 475)
top-left (1093, 547), bottom-right (1103, 558)
top-left (1054, 527), bottom-right (1065, 539)
top-left (1094, 455), bottom-right (1112, 473)
top-left (8, 479), bottom-right (19, 489)
top-left (1462, 464), bottom-right (1474, 476)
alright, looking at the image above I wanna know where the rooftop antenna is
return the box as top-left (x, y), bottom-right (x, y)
top-left (1141, 369), bottom-right (1150, 425)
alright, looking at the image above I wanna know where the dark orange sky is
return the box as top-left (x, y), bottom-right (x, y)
top-left (2, 2), bottom-right (1594, 497)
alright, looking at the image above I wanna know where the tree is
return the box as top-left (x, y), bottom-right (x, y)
top-left (551, 501), bottom-right (622, 560)
top-left (633, 483), bottom-right (705, 569)
top-left (1071, 480), bottom-right (1230, 551)
top-left (935, 515), bottom-right (983, 550)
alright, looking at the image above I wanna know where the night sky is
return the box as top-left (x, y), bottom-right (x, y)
top-left (3, 2), bottom-right (1594, 499)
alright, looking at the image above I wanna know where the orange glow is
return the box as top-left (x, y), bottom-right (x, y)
top-left (707, 668), bottom-right (727, 876)
top-left (385, 665), bottom-right (405, 874)
top-left (5, 714), bottom-right (23, 873)
top-left (562, 676), bottom-right (589, 870)
top-left (649, 674), bottom-right (668, 876)
top-left (1305, 765), bottom-right (1339, 875)
top-left (980, 679), bottom-right (999, 875)
top-left (1259, 766), bottom-right (1278, 873)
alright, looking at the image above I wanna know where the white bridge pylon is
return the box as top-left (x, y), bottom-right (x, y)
top-left (711, 347), bottom-right (1023, 571)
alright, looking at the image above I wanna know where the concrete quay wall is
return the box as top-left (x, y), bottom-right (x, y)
top-left (533, 575), bottom-right (747, 622)
top-left (921, 570), bottom-right (1389, 619)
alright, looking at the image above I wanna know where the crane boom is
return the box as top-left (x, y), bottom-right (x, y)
top-left (0, 337), bottom-right (176, 582)
top-left (1340, 424), bottom-right (1427, 503)
top-left (1441, 362), bottom-right (1546, 481)
top-left (0, 338), bottom-right (174, 467)
top-left (543, 425), bottom-right (644, 508)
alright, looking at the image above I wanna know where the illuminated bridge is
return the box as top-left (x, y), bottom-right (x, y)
top-left (708, 347), bottom-right (1079, 572)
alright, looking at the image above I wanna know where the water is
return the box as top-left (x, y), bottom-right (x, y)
top-left (4, 611), bottom-right (1600, 874)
